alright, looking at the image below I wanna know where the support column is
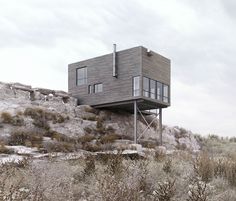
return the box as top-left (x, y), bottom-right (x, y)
top-left (134, 101), bottom-right (137, 144)
top-left (159, 108), bottom-right (162, 145)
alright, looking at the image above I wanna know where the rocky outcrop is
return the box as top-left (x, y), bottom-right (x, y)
top-left (0, 81), bottom-right (200, 152)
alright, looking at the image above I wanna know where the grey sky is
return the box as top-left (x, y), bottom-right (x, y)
top-left (0, 0), bottom-right (235, 136)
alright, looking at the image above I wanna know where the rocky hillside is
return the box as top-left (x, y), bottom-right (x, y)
top-left (0, 81), bottom-right (200, 162)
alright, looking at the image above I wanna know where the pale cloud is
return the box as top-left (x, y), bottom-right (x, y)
top-left (0, 0), bottom-right (235, 136)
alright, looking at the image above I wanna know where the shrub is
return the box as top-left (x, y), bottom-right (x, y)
top-left (154, 149), bottom-right (166, 162)
top-left (82, 115), bottom-right (97, 121)
top-left (8, 129), bottom-right (43, 147)
top-left (193, 152), bottom-right (214, 183)
top-left (11, 115), bottom-right (24, 126)
top-left (43, 141), bottom-right (76, 153)
top-left (140, 140), bottom-right (157, 149)
top-left (84, 106), bottom-right (99, 114)
top-left (96, 118), bottom-right (106, 134)
top-left (24, 107), bottom-right (66, 126)
top-left (33, 118), bottom-right (50, 130)
top-left (187, 180), bottom-right (209, 201)
top-left (226, 162), bottom-right (236, 187)
top-left (82, 143), bottom-right (102, 152)
top-left (78, 134), bottom-right (96, 144)
top-left (83, 126), bottom-right (93, 134)
top-left (0, 143), bottom-right (14, 154)
top-left (45, 130), bottom-right (73, 143)
top-left (1, 112), bottom-right (13, 123)
top-left (83, 156), bottom-right (96, 177)
top-left (163, 158), bottom-right (172, 174)
top-left (100, 134), bottom-right (120, 144)
top-left (176, 143), bottom-right (187, 150)
top-left (153, 179), bottom-right (176, 201)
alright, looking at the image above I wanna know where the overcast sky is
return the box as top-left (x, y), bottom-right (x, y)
top-left (0, 0), bottom-right (235, 136)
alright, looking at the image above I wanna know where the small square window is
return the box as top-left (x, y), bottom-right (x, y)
top-left (94, 83), bottom-right (103, 93)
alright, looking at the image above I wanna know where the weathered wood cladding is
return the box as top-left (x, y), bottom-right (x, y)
top-left (141, 47), bottom-right (171, 106)
top-left (68, 46), bottom-right (142, 106)
top-left (68, 46), bottom-right (171, 109)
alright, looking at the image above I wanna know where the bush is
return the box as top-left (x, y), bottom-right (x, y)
top-left (176, 143), bottom-right (187, 150)
top-left (82, 143), bottom-right (102, 152)
top-left (0, 143), bottom-right (14, 154)
top-left (96, 118), bottom-right (106, 134)
top-left (43, 141), bottom-right (76, 153)
top-left (11, 115), bottom-right (24, 126)
top-left (226, 162), bottom-right (236, 187)
top-left (163, 158), bottom-right (172, 174)
top-left (83, 126), bottom-right (93, 134)
top-left (140, 140), bottom-right (157, 149)
top-left (78, 134), bottom-right (96, 144)
top-left (187, 180), bottom-right (209, 201)
top-left (9, 129), bottom-right (43, 148)
top-left (84, 106), bottom-right (99, 114)
top-left (82, 115), bottom-right (97, 121)
top-left (24, 107), bottom-right (66, 126)
top-left (153, 179), bottom-right (176, 201)
top-left (1, 112), bottom-right (13, 123)
top-left (100, 134), bottom-right (120, 144)
top-left (45, 130), bottom-right (74, 143)
top-left (193, 152), bottom-right (214, 183)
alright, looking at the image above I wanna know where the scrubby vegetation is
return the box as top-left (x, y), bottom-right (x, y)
top-left (1, 111), bottom-right (24, 126)
top-left (0, 135), bottom-right (236, 200)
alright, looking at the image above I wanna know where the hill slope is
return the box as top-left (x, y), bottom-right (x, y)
top-left (0, 81), bottom-right (199, 161)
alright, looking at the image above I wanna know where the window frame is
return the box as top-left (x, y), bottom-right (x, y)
top-left (94, 83), bottom-right (103, 93)
top-left (76, 67), bottom-right (87, 86)
top-left (88, 85), bottom-right (93, 94)
top-left (143, 76), bottom-right (150, 98)
top-left (163, 84), bottom-right (169, 103)
top-left (132, 76), bottom-right (140, 96)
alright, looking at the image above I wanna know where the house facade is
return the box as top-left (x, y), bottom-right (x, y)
top-left (68, 46), bottom-right (170, 112)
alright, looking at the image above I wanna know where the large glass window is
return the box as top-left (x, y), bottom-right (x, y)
top-left (133, 76), bottom-right (140, 96)
top-left (163, 84), bottom-right (169, 103)
top-left (143, 77), bottom-right (149, 97)
top-left (150, 79), bottom-right (156, 99)
top-left (156, 82), bottom-right (163, 101)
top-left (94, 83), bottom-right (103, 93)
top-left (76, 67), bottom-right (87, 86)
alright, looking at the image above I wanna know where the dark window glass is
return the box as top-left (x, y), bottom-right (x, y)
top-left (156, 82), bottom-right (163, 101)
top-left (150, 79), bottom-right (156, 99)
top-left (133, 76), bottom-right (140, 96)
top-left (163, 84), bottom-right (169, 103)
top-left (143, 77), bottom-right (149, 97)
top-left (88, 85), bottom-right (92, 94)
top-left (94, 83), bottom-right (103, 93)
top-left (76, 67), bottom-right (87, 86)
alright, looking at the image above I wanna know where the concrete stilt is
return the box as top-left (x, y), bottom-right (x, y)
top-left (134, 101), bottom-right (137, 144)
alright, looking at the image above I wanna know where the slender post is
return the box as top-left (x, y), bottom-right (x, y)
top-left (134, 101), bottom-right (137, 144)
top-left (159, 108), bottom-right (162, 145)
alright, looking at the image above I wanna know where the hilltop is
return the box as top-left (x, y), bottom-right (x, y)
top-left (1, 81), bottom-right (236, 200)
top-left (0, 81), bottom-right (199, 161)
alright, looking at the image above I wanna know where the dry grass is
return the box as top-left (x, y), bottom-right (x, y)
top-left (1, 112), bottom-right (13, 123)
top-left (100, 133), bottom-right (120, 144)
top-left (24, 107), bottom-right (67, 128)
top-left (8, 129), bottom-right (43, 148)
top-left (0, 142), bottom-right (14, 154)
